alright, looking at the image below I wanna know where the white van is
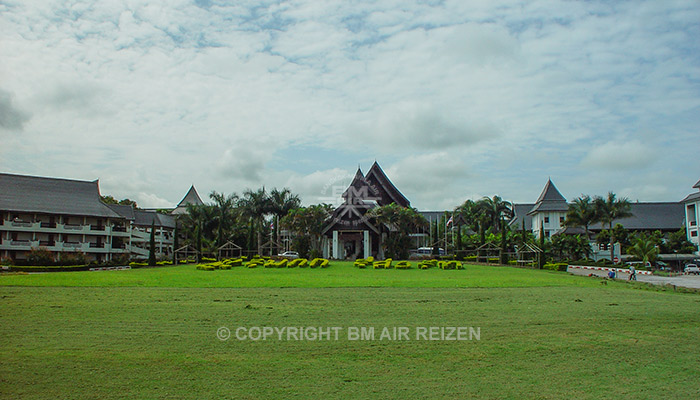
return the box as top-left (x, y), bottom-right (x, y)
top-left (625, 261), bottom-right (651, 269)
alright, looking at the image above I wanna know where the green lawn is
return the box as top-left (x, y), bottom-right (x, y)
top-left (1, 261), bottom-right (603, 288)
top-left (2, 263), bottom-right (699, 399)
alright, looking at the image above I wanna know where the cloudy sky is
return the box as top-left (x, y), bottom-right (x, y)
top-left (1, 0), bottom-right (699, 210)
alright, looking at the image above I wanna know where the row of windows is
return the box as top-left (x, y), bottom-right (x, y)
top-left (543, 216), bottom-right (566, 224)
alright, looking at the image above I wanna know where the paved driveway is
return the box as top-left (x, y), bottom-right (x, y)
top-left (568, 267), bottom-right (700, 289)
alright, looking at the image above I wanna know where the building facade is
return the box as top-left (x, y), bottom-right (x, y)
top-left (682, 179), bottom-right (700, 254)
top-left (0, 173), bottom-right (176, 262)
top-left (322, 162), bottom-right (410, 260)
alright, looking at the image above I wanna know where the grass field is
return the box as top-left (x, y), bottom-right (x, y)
top-left (1, 261), bottom-right (605, 288)
top-left (2, 263), bottom-right (700, 399)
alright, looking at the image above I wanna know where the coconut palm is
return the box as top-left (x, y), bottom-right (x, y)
top-left (269, 188), bottom-right (301, 253)
top-left (209, 191), bottom-right (239, 248)
top-left (594, 192), bottom-right (633, 263)
top-left (238, 188), bottom-right (273, 253)
top-left (564, 195), bottom-right (597, 240)
top-left (479, 195), bottom-right (513, 234)
top-left (627, 237), bottom-right (659, 266)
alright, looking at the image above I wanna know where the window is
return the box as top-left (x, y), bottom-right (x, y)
top-left (560, 217), bottom-right (565, 224)
top-left (544, 217), bottom-right (550, 223)
top-left (692, 230), bottom-right (698, 237)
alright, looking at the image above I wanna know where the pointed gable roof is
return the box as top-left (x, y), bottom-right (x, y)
top-left (177, 185), bottom-right (203, 207)
top-left (527, 179), bottom-right (568, 215)
top-left (342, 167), bottom-right (380, 202)
top-left (171, 185), bottom-right (204, 215)
top-left (365, 161), bottom-right (410, 207)
top-left (694, 179), bottom-right (700, 189)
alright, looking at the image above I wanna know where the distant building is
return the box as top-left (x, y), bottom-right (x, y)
top-left (527, 179), bottom-right (568, 239)
top-left (681, 178), bottom-right (700, 254)
top-left (510, 179), bottom-right (686, 261)
top-left (322, 162), bottom-right (410, 259)
top-left (0, 173), bottom-right (129, 262)
top-left (0, 173), bottom-right (177, 262)
top-left (171, 185), bottom-right (204, 215)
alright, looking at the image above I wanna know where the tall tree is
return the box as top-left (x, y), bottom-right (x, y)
top-left (269, 188), bottom-right (301, 253)
top-left (238, 188), bottom-right (273, 254)
top-left (594, 192), bottom-right (633, 263)
top-left (479, 195), bottom-right (513, 234)
top-left (366, 204), bottom-right (428, 259)
top-left (209, 191), bottom-right (239, 248)
top-left (281, 204), bottom-right (332, 258)
top-left (564, 195), bottom-right (598, 239)
top-left (148, 220), bottom-right (156, 266)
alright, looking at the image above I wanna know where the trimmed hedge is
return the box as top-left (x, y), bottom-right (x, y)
top-left (395, 261), bottom-right (411, 269)
top-left (543, 262), bottom-right (569, 272)
top-left (8, 265), bottom-right (90, 272)
top-left (309, 258), bottom-right (330, 268)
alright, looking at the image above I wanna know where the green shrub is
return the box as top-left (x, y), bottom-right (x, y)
top-left (27, 247), bottom-right (55, 266)
top-left (297, 258), bottom-right (308, 268)
top-left (201, 257), bottom-right (216, 262)
top-left (264, 260), bottom-right (276, 268)
top-left (275, 259), bottom-right (288, 268)
top-left (129, 262), bottom-right (148, 268)
top-left (354, 259), bottom-right (368, 268)
top-left (309, 258), bottom-right (329, 268)
top-left (395, 261), bottom-right (411, 269)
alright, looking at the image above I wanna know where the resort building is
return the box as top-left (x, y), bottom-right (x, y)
top-left (322, 162), bottom-right (410, 260)
top-left (682, 179), bottom-right (700, 254)
top-left (0, 173), bottom-right (176, 262)
top-left (527, 179), bottom-right (568, 239)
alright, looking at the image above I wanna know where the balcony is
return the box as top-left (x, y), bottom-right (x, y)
top-left (11, 221), bottom-right (33, 228)
top-left (39, 240), bottom-right (56, 247)
top-left (40, 222), bottom-right (57, 228)
top-left (10, 240), bottom-right (31, 246)
top-left (63, 224), bottom-right (84, 231)
top-left (112, 226), bottom-right (127, 232)
top-left (90, 225), bottom-right (106, 231)
top-left (89, 242), bottom-right (105, 249)
top-left (63, 242), bottom-right (83, 248)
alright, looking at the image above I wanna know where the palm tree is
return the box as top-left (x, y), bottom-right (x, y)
top-left (479, 195), bottom-right (514, 234)
top-left (366, 204), bottom-right (428, 259)
top-left (627, 237), bottom-right (659, 266)
top-left (269, 188), bottom-right (301, 253)
top-left (565, 195), bottom-right (597, 239)
top-left (238, 188), bottom-right (273, 254)
top-left (594, 192), bottom-right (633, 263)
top-left (209, 191), bottom-right (239, 249)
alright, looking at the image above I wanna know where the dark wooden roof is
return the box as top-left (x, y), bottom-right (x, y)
top-left (527, 179), bottom-right (568, 215)
top-left (366, 161), bottom-right (410, 207)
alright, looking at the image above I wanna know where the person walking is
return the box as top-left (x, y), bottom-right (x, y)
top-left (628, 265), bottom-right (636, 281)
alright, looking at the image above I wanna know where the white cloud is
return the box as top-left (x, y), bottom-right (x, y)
top-left (581, 140), bottom-right (655, 170)
top-left (1, 0), bottom-right (698, 207)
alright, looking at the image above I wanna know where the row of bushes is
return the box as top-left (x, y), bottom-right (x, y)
top-left (129, 260), bottom-right (173, 268)
top-left (197, 257), bottom-right (330, 270)
top-left (353, 258), bottom-right (465, 270)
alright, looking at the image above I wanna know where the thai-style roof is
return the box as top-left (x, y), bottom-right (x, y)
top-left (171, 185), bottom-right (204, 215)
top-left (106, 204), bottom-right (135, 220)
top-left (133, 209), bottom-right (176, 229)
top-left (365, 161), bottom-right (410, 207)
top-left (342, 168), bottom-right (380, 202)
top-left (527, 179), bottom-right (568, 215)
top-left (0, 173), bottom-right (122, 219)
top-left (694, 179), bottom-right (700, 189)
top-left (509, 203), bottom-right (535, 231)
top-left (588, 202), bottom-right (684, 231)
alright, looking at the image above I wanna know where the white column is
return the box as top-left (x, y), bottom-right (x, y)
top-left (363, 231), bottom-right (370, 259)
top-left (332, 231), bottom-right (339, 259)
